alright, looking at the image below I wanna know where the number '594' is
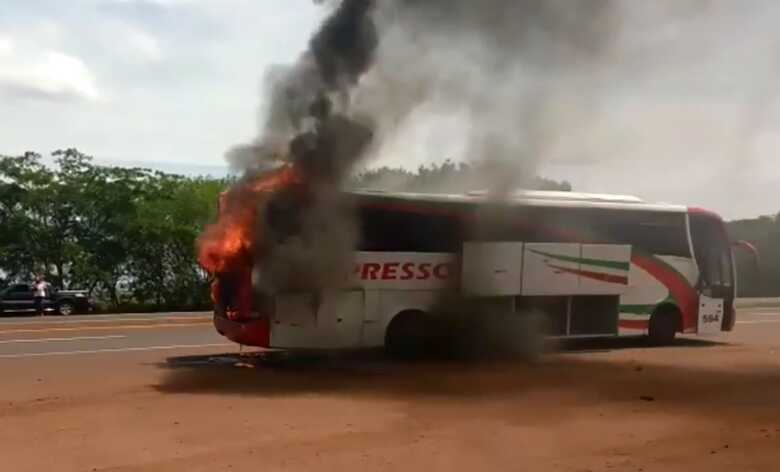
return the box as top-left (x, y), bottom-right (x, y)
top-left (703, 314), bottom-right (720, 323)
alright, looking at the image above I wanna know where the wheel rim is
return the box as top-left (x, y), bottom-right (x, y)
top-left (59, 304), bottom-right (74, 316)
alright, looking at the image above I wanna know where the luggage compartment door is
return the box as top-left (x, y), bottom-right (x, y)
top-left (271, 291), bottom-right (365, 349)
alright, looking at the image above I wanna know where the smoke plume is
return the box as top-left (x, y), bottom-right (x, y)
top-left (353, 0), bottom-right (621, 192)
top-left (352, 1), bottom-right (779, 220)
top-left (204, 0), bottom-right (625, 304)
top-left (202, 0), bottom-right (378, 293)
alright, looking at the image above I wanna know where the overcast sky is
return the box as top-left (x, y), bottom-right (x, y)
top-left (1, 0), bottom-right (778, 220)
top-left (0, 0), bottom-right (322, 166)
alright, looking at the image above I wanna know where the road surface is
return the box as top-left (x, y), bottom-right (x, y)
top-left (1, 309), bottom-right (779, 472)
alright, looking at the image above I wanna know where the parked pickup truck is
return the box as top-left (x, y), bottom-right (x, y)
top-left (0, 283), bottom-right (93, 316)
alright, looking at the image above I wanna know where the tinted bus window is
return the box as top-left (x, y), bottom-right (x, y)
top-left (359, 200), bottom-right (690, 258)
top-left (473, 206), bottom-right (690, 257)
top-left (587, 210), bottom-right (691, 257)
top-left (690, 214), bottom-right (733, 290)
top-left (358, 206), bottom-right (462, 253)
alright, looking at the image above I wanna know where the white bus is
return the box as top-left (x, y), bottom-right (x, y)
top-left (212, 189), bottom-right (738, 352)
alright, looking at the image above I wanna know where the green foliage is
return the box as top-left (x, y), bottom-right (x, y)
top-left (728, 215), bottom-right (780, 297)
top-left (349, 160), bottom-right (572, 193)
top-left (11, 151), bottom-right (773, 311)
top-left (0, 149), bottom-right (228, 310)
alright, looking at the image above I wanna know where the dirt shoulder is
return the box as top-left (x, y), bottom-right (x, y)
top-left (1, 329), bottom-right (779, 471)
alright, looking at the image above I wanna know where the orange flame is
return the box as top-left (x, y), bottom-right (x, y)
top-left (198, 164), bottom-right (303, 274)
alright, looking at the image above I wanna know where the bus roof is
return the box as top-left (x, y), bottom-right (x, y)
top-left (350, 189), bottom-right (688, 213)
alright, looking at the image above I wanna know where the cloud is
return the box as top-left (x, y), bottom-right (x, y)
top-left (0, 45), bottom-right (100, 101)
top-left (123, 27), bottom-right (163, 62)
top-left (0, 36), bottom-right (12, 55)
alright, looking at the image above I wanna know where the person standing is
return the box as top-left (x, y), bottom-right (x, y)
top-left (33, 275), bottom-right (51, 316)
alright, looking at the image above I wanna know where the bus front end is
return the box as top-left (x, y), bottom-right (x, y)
top-left (689, 208), bottom-right (738, 333)
top-left (211, 269), bottom-right (272, 348)
top-left (201, 164), bottom-right (304, 349)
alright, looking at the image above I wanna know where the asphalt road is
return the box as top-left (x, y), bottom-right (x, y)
top-left (1, 308), bottom-right (779, 472)
top-left (0, 311), bottom-right (226, 358)
top-left (0, 308), bottom-right (778, 359)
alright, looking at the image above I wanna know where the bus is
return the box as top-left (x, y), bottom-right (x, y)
top-left (211, 188), bottom-right (738, 352)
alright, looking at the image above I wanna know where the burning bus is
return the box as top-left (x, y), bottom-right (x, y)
top-left (200, 164), bottom-right (739, 355)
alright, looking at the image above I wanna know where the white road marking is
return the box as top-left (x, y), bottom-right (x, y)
top-left (0, 321), bottom-right (212, 335)
top-left (0, 314), bottom-right (210, 326)
top-left (0, 335), bottom-right (126, 345)
top-left (0, 343), bottom-right (234, 359)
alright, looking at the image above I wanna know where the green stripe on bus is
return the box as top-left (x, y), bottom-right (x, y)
top-left (529, 249), bottom-right (630, 272)
top-left (619, 304), bottom-right (657, 315)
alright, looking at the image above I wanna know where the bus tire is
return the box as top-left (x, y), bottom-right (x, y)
top-left (648, 306), bottom-right (680, 345)
top-left (385, 310), bottom-right (429, 359)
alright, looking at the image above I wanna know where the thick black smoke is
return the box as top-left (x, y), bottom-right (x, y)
top-left (223, 0), bottom-right (378, 294)
top-left (226, 0), bottom-right (623, 331)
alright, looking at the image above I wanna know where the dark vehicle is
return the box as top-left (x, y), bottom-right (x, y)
top-left (0, 283), bottom-right (93, 316)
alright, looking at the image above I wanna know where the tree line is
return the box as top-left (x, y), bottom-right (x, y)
top-left (0, 150), bottom-right (224, 311)
top-left (0, 149), bottom-right (774, 312)
top-left (728, 216), bottom-right (780, 297)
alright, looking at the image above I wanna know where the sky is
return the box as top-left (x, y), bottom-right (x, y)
top-left (0, 0), bottom-right (779, 220)
top-left (0, 0), bottom-right (323, 168)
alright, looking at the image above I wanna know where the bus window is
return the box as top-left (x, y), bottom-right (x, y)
top-left (689, 214), bottom-right (734, 296)
top-left (502, 207), bottom-right (691, 257)
top-left (605, 210), bottom-right (691, 257)
top-left (358, 206), bottom-right (462, 253)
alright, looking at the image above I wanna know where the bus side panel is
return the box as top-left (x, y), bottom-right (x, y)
top-left (578, 245), bottom-right (632, 295)
top-left (618, 255), bottom-right (699, 335)
top-left (522, 243), bottom-right (581, 295)
top-left (618, 260), bottom-right (667, 334)
top-left (362, 290), bottom-right (442, 348)
top-left (270, 290), bottom-right (364, 349)
top-left (656, 255), bottom-right (699, 333)
top-left (349, 252), bottom-right (457, 290)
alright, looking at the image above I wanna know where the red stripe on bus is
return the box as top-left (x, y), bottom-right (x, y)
top-left (619, 319), bottom-right (648, 330)
top-left (630, 253), bottom-right (698, 332)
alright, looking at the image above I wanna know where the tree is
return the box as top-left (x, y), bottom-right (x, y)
top-left (0, 152), bottom-right (58, 281)
top-left (350, 160), bottom-right (572, 193)
top-left (126, 176), bottom-right (223, 309)
top-left (0, 149), bottom-right (228, 309)
top-left (728, 214), bottom-right (780, 297)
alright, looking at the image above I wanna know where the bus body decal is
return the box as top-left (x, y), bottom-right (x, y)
top-left (630, 253), bottom-right (698, 332)
top-left (529, 249), bottom-right (631, 272)
top-left (620, 303), bottom-right (661, 315)
top-left (548, 264), bottom-right (629, 285)
top-left (350, 252), bottom-right (457, 290)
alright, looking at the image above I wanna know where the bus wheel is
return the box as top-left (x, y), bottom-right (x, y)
top-left (385, 310), bottom-right (429, 359)
top-left (648, 306), bottom-right (680, 345)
